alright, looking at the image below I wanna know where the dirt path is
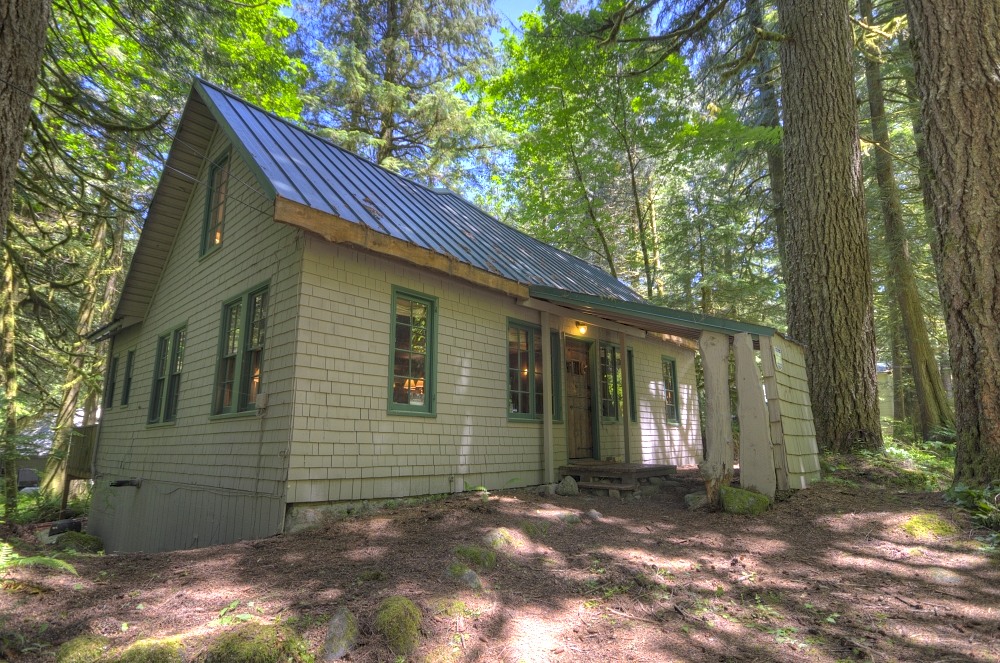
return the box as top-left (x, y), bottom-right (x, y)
top-left (3, 469), bottom-right (999, 662)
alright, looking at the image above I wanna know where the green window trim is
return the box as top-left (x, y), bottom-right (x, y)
top-left (201, 151), bottom-right (230, 256)
top-left (121, 350), bottom-right (135, 406)
top-left (388, 287), bottom-right (437, 416)
top-left (550, 331), bottom-right (563, 422)
top-left (213, 285), bottom-right (269, 415)
top-left (103, 355), bottom-right (119, 409)
top-left (148, 326), bottom-right (186, 424)
top-left (507, 319), bottom-right (544, 420)
top-left (599, 342), bottom-right (622, 421)
top-left (627, 348), bottom-right (637, 423)
top-left (662, 356), bottom-right (680, 423)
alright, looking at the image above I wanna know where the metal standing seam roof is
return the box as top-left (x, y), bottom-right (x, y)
top-left (195, 79), bottom-right (643, 302)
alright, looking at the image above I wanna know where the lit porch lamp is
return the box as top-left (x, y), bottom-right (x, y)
top-left (575, 321), bottom-right (588, 335)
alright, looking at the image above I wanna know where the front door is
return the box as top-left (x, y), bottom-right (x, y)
top-left (565, 338), bottom-right (594, 459)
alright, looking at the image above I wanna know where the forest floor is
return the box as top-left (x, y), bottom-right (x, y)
top-left (3, 454), bottom-right (999, 662)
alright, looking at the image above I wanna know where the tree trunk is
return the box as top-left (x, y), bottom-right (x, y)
top-left (775, 0), bottom-right (882, 451)
top-left (888, 309), bottom-right (906, 421)
top-left (861, 0), bottom-right (953, 439)
top-left (905, 0), bottom-right (1000, 486)
top-left (1, 255), bottom-right (17, 518)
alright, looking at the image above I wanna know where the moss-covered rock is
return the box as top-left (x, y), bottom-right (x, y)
top-left (374, 596), bottom-right (422, 655)
top-left (322, 607), bottom-right (358, 661)
top-left (114, 638), bottom-right (184, 663)
top-left (720, 486), bottom-right (771, 515)
top-left (482, 527), bottom-right (515, 550)
top-left (56, 635), bottom-right (110, 663)
top-left (453, 545), bottom-right (496, 570)
top-left (901, 512), bottom-right (957, 539)
top-left (56, 531), bottom-right (104, 554)
top-left (201, 623), bottom-right (313, 663)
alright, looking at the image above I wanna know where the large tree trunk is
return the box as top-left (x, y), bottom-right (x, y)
top-left (775, 0), bottom-right (882, 451)
top-left (861, 0), bottom-right (953, 439)
top-left (905, 0), bottom-right (1000, 486)
top-left (1, 255), bottom-right (17, 518)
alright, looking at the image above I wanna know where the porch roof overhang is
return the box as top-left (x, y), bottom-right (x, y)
top-left (527, 286), bottom-right (776, 342)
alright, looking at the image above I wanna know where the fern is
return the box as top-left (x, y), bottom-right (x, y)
top-left (0, 542), bottom-right (77, 577)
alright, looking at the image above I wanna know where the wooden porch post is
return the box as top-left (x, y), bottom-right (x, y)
top-left (733, 332), bottom-right (776, 497)
top-left (541, 311), bottom-right (555, 484)
top-left (699, 331), bottom-right (733, 506)
top-left (619, 331), bottom-right (632, 464)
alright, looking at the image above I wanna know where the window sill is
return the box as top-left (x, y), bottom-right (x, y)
top-left (507, 414), bottom-right (542, 423)
top-left (387, 408), bottom-right (437, 418)
top-left (209, 410), bottom-right (258, 421)
top-left (145, 421), bottom-right (177, 429)
top-left (198, 245), bottom-right (222, 262)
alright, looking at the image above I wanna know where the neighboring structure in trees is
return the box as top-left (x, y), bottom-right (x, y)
top-left (905, 0), bottom-right (1000, 485)
top-left (774, 0), bottom-right (882, 451)
top-left (85, 81), bottom-right (820, 552)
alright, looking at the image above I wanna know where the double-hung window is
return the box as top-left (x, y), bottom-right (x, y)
top-left (507, 321), bottom-right (543, 418)
top-left (214, 287), bottom-right (268, 415)
top-left (121, 350), bottom-right (135, 405)
top-left (389, 288), bottom-right (435, 415)
top-left (599, 342), bottom-right (622, 420)
top-left (201, 152), bottom-right (229, 255)
top-left (103, 355), bottom-right (119, 409)
top-left (149, 327), bottom-right (186, 423)
top-left (662, 357), bottom-right (679, 423)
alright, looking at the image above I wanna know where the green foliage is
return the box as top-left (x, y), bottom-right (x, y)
top-left (0, 541), bottom-right (77, 577)
top-left (374, 596), bottom-right (422, 655)
top-left (453, 545), bottom-right (496, 570)
top-left (56, 531), bottom-right (103, 554)
top-left (55, 634), bottom-right (110, 663)
top-left (202, 623), bottom-right (313, 663)
top-left (948, 484), bottom-right (1000, 547)
top-left (858, 437), bottom-right (954, 490)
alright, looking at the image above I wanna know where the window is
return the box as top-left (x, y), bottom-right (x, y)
top-left (508, 321), bottom-right (544, 418)
top-left (103, 355), bottom-right (119, 409)
top-left (201, 153), bottom-right (229, 255)
top-left (662, 357), bottom-right (679, 423)
top-left (627, 348), bottom-right (637, 423)
top-left (149, 327), bottom-right (185, 423)
top-left (389, 289), bottom-right (435, 415)
top-left (121, 350), bottom-right (135, 405)
top-left (599, 342), bottom-right (622, 419)
top-left (214, 287), bottom-right (268, 415)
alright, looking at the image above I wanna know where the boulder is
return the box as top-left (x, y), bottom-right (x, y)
top-left (720, 485), bottom-right (771, 515)
top-left (322, 607), bottom-right (359, 661)
top-left (555, 475), bottom-right (579, 496)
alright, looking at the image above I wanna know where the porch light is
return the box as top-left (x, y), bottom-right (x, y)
top-left (575, 321), bottom-right (588, 335)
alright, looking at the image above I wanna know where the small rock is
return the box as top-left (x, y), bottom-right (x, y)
top-left (555, 475), bottom-right (579, 496)
top-left (558, 512), bottom-right (582, 524)
top-left (586, 509), bottom-right (603, 521)
top-left (647, 476), bottom-right (665, 485)
top-left (322, 607), bottom-right (359, 661)
top-left (460, 569), bottom-right (483, 589)
top-left (684, 492), bottom-right (709, 510)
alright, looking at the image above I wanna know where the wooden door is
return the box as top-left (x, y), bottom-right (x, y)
top-left (566, 339), bottom-right (594, 459)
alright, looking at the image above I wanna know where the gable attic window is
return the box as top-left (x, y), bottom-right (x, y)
top-left (201, 151), bottom-right (230, 255)
top-left (214, 286), bottom-right (268, 415)
top-left (389, 288), bottom-right (436, 415)
top-left (148, 327), bottom-right (186, 424)
top-left (507, 321), bottom-right (543, 419)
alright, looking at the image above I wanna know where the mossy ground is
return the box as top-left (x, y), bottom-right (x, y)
top-left (201, 623), bottom-right (313, 663)
top-left (902, 512), bottom-right (958, 539)
top-left (56, 531), bottom-right (104, 554)
top-left (56, 635), bottom-right (110, 663)
top-left (374, 596), bottom-right (422, 655)
top-left (453, 545), bottom-right (496, 569)
top-left (114, 638), bottom-right (184, 663)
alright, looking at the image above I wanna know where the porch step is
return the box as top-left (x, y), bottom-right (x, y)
top-left (577, 481), bottom-right (637, 492)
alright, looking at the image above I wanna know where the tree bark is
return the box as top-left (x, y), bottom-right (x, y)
top-left (905, 0), bottom-right (1000, 486)
top-left (774, 0), bottom-right (882, 451)
top-left (861, 0), bottom-right (953, 439)
top-left (1, 255), bottom-right (17, 518)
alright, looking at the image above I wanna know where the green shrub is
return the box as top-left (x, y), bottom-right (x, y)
top-left (948, 483), bottom-right (1000, 547)
top-left (56, 635), bottom-right (110, 663)
top-left (374, 596), bottom-right (422, 655)
top-left (56, 531), bottom-right (104, 554)
top-left (201, 623), bottom-right (313, 663)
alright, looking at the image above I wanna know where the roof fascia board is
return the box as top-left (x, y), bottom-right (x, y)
top-left (193, 79), bottom-right (278, 201)
top-left (274, 197), bottom-right (530, 300)
top-left (519, 297), bottom-right (646, 339)
top-left (528, 285), bottom-right (776, 338)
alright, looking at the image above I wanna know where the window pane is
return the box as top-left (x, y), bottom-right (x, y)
top-left (121, 350), bottom-right (135, 406)
top-left (239, 290), bottom-right (267, 411)
top-left (391, 292), bottom-right (433, 411)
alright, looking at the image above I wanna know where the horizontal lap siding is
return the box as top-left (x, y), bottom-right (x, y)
top-left (89, 130), bottom-right (301, 552)
top-left (773, 338), bottom-right (821, 487)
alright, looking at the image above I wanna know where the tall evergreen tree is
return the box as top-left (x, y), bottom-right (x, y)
top-left (905, 0), bottom-right (1000, 485)
top-left (295, 0), bottom-right (498, 186)
top-left (774, 0), bottom-right (882, 451)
